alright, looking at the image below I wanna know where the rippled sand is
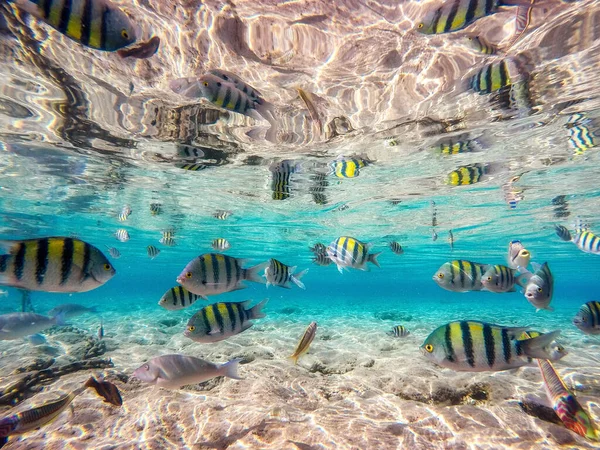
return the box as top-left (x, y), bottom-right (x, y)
top-left (1, 307), bottom-right (599, 449)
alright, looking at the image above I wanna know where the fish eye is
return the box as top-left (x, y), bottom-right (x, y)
top-left (557, 345), bottom-right (564, 352)
top-left (486, 276), bottom-right (492, 281)
top-left (418, 23), bottom-right (424, 28)
top-left (425, 344), bottom-right (434, 353)
top-left (121, 29), bottom-right (129, 39)
top-left (143, 364), bottom-right (149, 371)
top-left (188, 326), bottom-right (195, 331)
top-left (185, 272), bottom-right (192, 278)
top-left (537, 287), bottom-right (543, 293)
top-left (203, 82), bottom-right (209, 87)
top-left (103, 263), bottom-right (111, 271)
top-left (216, 82), bottom-right (222, 87)
top-left (438, 273), bottom-right (444, 279)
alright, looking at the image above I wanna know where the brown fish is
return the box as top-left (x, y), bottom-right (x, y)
top-left (117, 36), bottom-right (160, 59)
top-left (84, 376), bottom-right (123, 406)
top-left (289, 321), bottom-right (317, 365)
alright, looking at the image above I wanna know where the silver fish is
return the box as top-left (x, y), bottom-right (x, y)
top-left (48, 303), bottom-right (97, 319)
top-left (0, 312), bottom-right (66, 340)
top-left (158, 286), bottom-right (202, 311)
top-left (114, 229), bottom-right (129, 242)
top-left (522, 262), bottom-right (554, 311)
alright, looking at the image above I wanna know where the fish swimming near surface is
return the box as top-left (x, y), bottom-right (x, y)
top-left (264, 258), bottom-right (308, 289)
top-left (115, 229), bottom-right (129, 242)
top-left (177, 253), bottom-right (267, 299)
top-left (158, 286), bottom-right (203, 311)
top-left (0, 289), bottom-right (6, 297)
top-left (555, 223), bottom-right (600, 255)
top-left (507, 240), bottom-right (531, 269)
top-left (388, 325), bottom-right (410, 338)
top-left (503, 175), bottom-right (524, 209)
top-left (421, 320), bottom-right (563, 372)
top-left (48, 303), bottom-right (98, 319)
top-left (176, 144), bottom-right (206, 160)
top-left (434, 136), bottom-right (481, 155)
top-left (149, 203), bottom-right (162, 216)
top-left (471, 59), bottom-right (513, 94)
top-left (448, 230), bottom-right (454, 251)
top-left (11, 0), bottom-right (137, 51)
top-left (117, 35), bottom-right (160, 59)
top-left (297, 88), bottom-right (323, 133)
top-left (0, 237), bottom-right (116, 293)
top-left (213, 210), bottom-right (232, 220)
top-left (159, 230), bottom-right (176, 247)
top-left (573, 301), bottom-right (600, 335)
top-left (105, 246), bottom-right (121, 259)
top-left (211, 238), bottom-right (231, 251)
top-left (0, 386), bottom-right (85, 448)
top-left (146, 245), bottom-right (160, 259)
top-left (465, 35), bottom-right (498, 55)
top-left (432, 229), bottom-right (438, 241)
top-left (309, 243), bottom-right (327, 255)
top-left (326, 236), bottom-right (381, 273)
top-left (446, 163), bottom-right (489, 185)
top-left (312, 253), bottom-right (333, 266)
top-left (118, 205), bottom-right (131, 222)
top-left (329, 155), bottom-right (372, 179)
top-left (389, 242), bottom-right (403, 255)
top-left (481, 264), bottom-right (522, 293)
top-left (551, 195), bottom-right (569, 219)
top-left (177, 163), bottom-right (207, 171)
top-left (133, 354), bottom-right (242, 389)
top-left (0, 312), bottom-right (67, 340)
top-left (184, 299), bottom-right (268, 343)
top-left (520, 262), bottom-right (554, 311)
top-left (85, 376), bottom-right (122, 406)
top-left (270, 160), bottom-right (299, 201)
top-left (566, 115), bottom-right (598, 155)
top-left (432, 260), bottom-right (489, 292)
top-left (289, 321), bottom-right (317, 365)
top-left (209, 70), bottom-right (263, 102)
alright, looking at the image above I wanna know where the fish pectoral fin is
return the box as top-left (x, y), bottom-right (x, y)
top-left (207, 327), bottom-right (221, 336)
top-left (241, 322), bottom-right (253, 332)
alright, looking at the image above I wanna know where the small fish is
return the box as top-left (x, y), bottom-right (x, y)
top-left (503, 176), bottom-right (524, 209)
top-left (159, 230), bottom-right (176, 247)
top-left (330, 155), bottom-right (371, 179)
top-left (115, 229), bottom-right (130, 242)
top-left (158, 286), bottom-right (203, 311)
top-left (431, 200), bottom-right (438, 226)
top-left (432, 229), bottom-right (438, 241)
top-left (481, 265), bottom-right (521, 293)
top-left (149, 203), bottom-right (162, 216)
top-left (0, 237), bottom-right (116, 293)
top-left (556, 223), bottom-right (600, 254)
top-left (105, 246), bottom-right (121, 259)
top-left (117, 35), bottom-right (160, 59)
top-left (312, 253), bottom-right (333, 266)
top-left (421, 320), bottom-right (562, 372)
top-left (537, 358), bottom-right (599, 441)
top-left (85, 376), bottom-right (123, 406)
top-left (551, 195), bottom-right (570, 219)
top-left (434, 138), bottom-right (477, 155)
top-left (388, 325), bottom-right (410, 338)
top-left (147, 245), bottom-right (160, 259)
top-left (264, 258), bottom-right (308, 289)
top-left (48, 303), bottom-right (97, 319)
top-left (0, 289), bottom-right (7, 297)
top-left (211, 238), bottom-right (231, 251)
top-left (297, 88), bottom-right (322, 133)
top-left (521, 262), bottom-right (554, 311)
top-left (12, 0), bottom-right (137, 51)
top-left (448, 230), bottom-right (454, 250)
top-left (446, 164), bottom-right (489, 185)
top-left (289, 321), bottom-right (317, 365)
top-left (184, 299), bottom-right (268, 343)
top-left (177, 254), bottom-right (267, 298)
top-left (0, 312), bottom-right (67, 340)
top-left (27, 334), bottom-right (47, 345)
top-left (133, 354), bottom-right (242, 389)
top-left (118, 205), bottom-right (131, 222)
top-left (213, 210), bottom-right (232, 220)
top-left (433, 260), bottom-right (489, 292)
top-left (389, 242), bottom-right (403, 255)
top-left (507, 240), bottom-right (531, 269)
top-left (471, 60), bottom-right (512, 94)
top-left (566, 115), bottom-right (597, 155)
top-left (573, 301), bottom-right (600, 335)
top-left (0, 386), bottom-right (85, 448)
top-left (465, 35), bottom-right (497, 55)
top-left (270, 160), bottom-right (298, 201)
top-left (309, 243), bottom-right (327, 255)
top-left (177, 163), bottom-right (207, 171)
top-left (209, 70), bottom-right (263, 102)
top-left (326, 237), bottom-right (381, 273)
top-left (97, 321), bottom-right (104, 339)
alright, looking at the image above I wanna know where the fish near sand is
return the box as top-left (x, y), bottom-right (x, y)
top-left (85, 376), bottom-right (122, 406)
top-left (573, 301), bottom-right (600, 335)
top-left (0, 312), bottom-right (66, 340)
top-left (289, 321), bottom-right (317, 365)
top-left (48, 303), bottom-right (98, 319)
top-left (133, 354), bottom-right (242, 389)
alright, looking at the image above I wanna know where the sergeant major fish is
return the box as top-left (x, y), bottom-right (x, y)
top-left (118, 205), bottom-right (131, 222)
top-left (176, 254), bottom-right (267, 299)
top-left (446, 163), bottom-right (489, 185)
top-left (309, 243), bottom-right (327, 255)
top-left (388, 325), bottom-right (410, 338)
top-left (312, 253), bottom-right (333, 266)
top-left (389, 242), bottom-right (403, 255)
top-left (330, 155), bottom-right (372, 179)
top-left (105, 246), bottom-right (120, 259)
top-left (465, 35), bottom-right (497, 54)
top-left (289, 321), bottom-right (317, 365)
top-left (264, 258), bottom-right (308, 290)
top-left (433, 260), bottom-right (488, 292)
top-left (481, 264), bottom-right (522, 293)
top-left (114, 229), bottom-right (129, 242)
top-left (0, 237), bottom-right (115, 293)
top-left (556, 223), bottom-right (600, 255)
top-left (184, 299), bottom-right (268, 343)
top-left (147, 245), bottom-right (160, 259)
top-left (326, 236), bottom-right (381, 273)
top-left (573, 301), bottom-right (600, 335)
top-left (521, 262), bottom-right (554, 311)
top-left (212, 238), bottom-right (231, 251)
top-left (421, 320), bottom-right (562, 372)
top-left (471, 59), bottom-right (514, 94)
top-left (158, 286), bottom-right (203, 311)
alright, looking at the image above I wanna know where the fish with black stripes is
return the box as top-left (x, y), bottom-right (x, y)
top-left (507, 240), bottom-right (531, 269)
top-left (309, 243), bottom-right (327, 255)
top-left (555, 222), bottom-right (600, 255)
top-left (176, 144), bottom-right (205, 160)
top-left (0, 237), bottom-right (115, 293)
top-left (434, 137), bottom-right (479, 155)
top-left (465, 35), bottom-right (497, 55)
top-left (184, 299), bottom-right (268, 343)
top-left (471, 59), bottom-right (513, 94)
top-left (105, 246), bottom-right (120, 259)
top-left (565, 114), bottom-right (598, 155)
top-left (481, 264), bottom-right (523, 293)
top-left (326, 236), bottom-right (381, 273)
top-left (445, 163), bottom-right (489, 185)
top-left (520, 262), bottom-right (554, 311)
top-left (573, 301), bottom-right (600, 335)
top-left (159, 230), bottom-right (176, 247)
top-left (158, 286), bottom-right (203, 311)
top-left (270, 160), bottom-right (299, 201)
top-left (264, 258), bottom-right (308, 290)
top-left (118, 205), bottom-right (131, 222)
top-left (312, 253), bottom-right (333, 266)
top-left (176, 253), bottom-right (267, 299)
top-left (114, 229), bottom-right (129, 242)
top-left (432, 260), bottom-right (489, 292)
top-left (0, 385), bottom-right (86, 448)
top-left (389, 242), bottom-right (403, 255)
top-left (146, 245), bottom-right (160, 260)
top-left (417, 0), bottom-right (535, 35)
top-left (149, 203), bottom-right (162, 216)
top-left (421, 320), bottom-right (563, 372)
top-left (213, 210), bottom-right (232, 220)
top-left (12, 0), bottom-right (137, 51)
top-left (329, 155), bottom-right (372, 179)
top-left (387, 325), bottom-right (410, 338)
top-left (289, 321), bottom-right (317, 364)
top-left (212, 238), bottom-right (231, 251)
top-left (177, 163), bottom-right (207, 171)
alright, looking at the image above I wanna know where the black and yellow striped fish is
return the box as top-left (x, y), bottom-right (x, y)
top-left (197, 74), bottom-right (266, 117)
top-left (0, 237), bottom-right (115, 293)
top-left (289, 321), bottom-right (317, 364)
top-left (159, 230), bottom-right (176, 247)
top-left (567, 119), bottom-right (597, 155)
top-left (149, 203), bottom-right (162, 216)
top-left (312, 253), bottom-right (333, 266)
top-left (465, 35), bottom-right (497, 55)
top-left (309, 243), bottom-right (327, 255)
top-left (330, 155), bottom-right (371, 178)
top-left (114, 229), bottom-right (129, 242)
top-left (158, 286), bottom-right (202, 311)
top-left (184, 299), bottom-right (268, 343)
top-left (471, 60), bottom-right (512, 94)
top-left (422, 320), bottom-right (562, 372)
top-left (433, 260), bottom-right (488, 292)
top-left (435, 139), bottom-right (476, 155)
top-left (265, 258), bottom-right (308, 290)
top-left (14, 0), bottom-right (137, 51)
top-left (118, 205), bottom-right (131, 222)
top-left (573, 301), bottom-right (600, 335)
top-left (211, 238), bottom-right (231, 251)
top-left (177, 163), bottom-right (207, 171)
top-left (481, 264), bottom-right (519, 293)
top-left (388, 325), bottom-right (410, 338)
top-left (446, 163), bottom-right (488, 185)
top-left (389, 242), bottom-right (403, 255)
top-left (270, 160), bottom-right (298, 201)
top-left (146, 245), bottom-right (160, 259)
top-left (326, 236), bottom-right (381, 273)
top-left (556, 223), bottom-right (600, 255)
top-left (417, 0), bottom-right (505, 34)
top-left (213, 210), bottom-right (231, 220)
top-left (209, 70), bottom-right (263, 104)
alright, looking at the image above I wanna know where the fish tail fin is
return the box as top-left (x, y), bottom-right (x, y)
top-left (519, 330), bottom-right (561, 360)
top-left (244, 262), bottom-right (268, 284)
top-left (220, 358), bottom-right (243, 380)
top-left (368, 252), bottom-right (382, 268)
top-left (291, 269), bottom-right (308, 290)
top-left (249, 298), bottom-right (269, 319)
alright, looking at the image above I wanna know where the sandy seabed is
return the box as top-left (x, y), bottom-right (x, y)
top-left (0, 306), bottom-right (599, 450)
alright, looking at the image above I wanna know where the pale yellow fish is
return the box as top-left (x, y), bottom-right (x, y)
top-left (289, 321), bottom-right (317, 365)
top-left (297, 88), bottom-right (322, 133)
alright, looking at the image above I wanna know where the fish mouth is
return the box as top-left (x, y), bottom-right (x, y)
top-left (176, 276), bottom-right (185, 284)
